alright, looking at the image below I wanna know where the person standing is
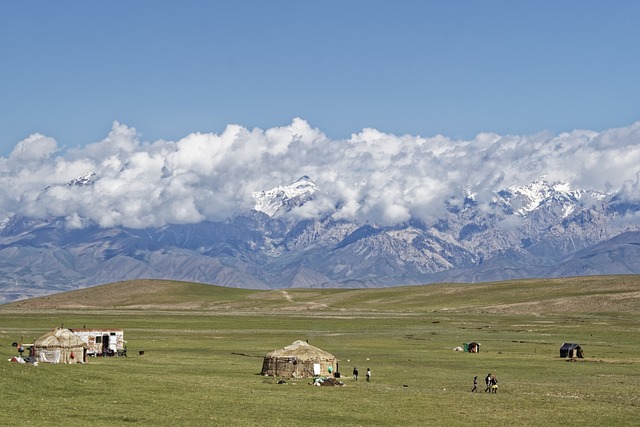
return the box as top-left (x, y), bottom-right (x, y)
top-left (353, 367), bottom-right (359, 381)
top-left (471, 376), bottom-right (478, 392)
top-left (366, 368), bottom-right (371, 382)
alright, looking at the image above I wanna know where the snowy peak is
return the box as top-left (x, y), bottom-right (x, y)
top-left (252, 176), bottom-right (318, 216)
top-left (43, 172), bottom-right (98, 192)
top-left (68, 172), bottom-right (97, 187)
top-left (493, 180), bottom-right (602, 218)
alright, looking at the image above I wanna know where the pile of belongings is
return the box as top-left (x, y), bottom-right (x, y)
top-left (311, 377), bottom-right (344, 387)
top-left (8, 356), bottom-right (38, 366)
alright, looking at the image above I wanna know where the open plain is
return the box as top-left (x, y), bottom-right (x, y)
top-left (1, 275), bottom-right (639, 426)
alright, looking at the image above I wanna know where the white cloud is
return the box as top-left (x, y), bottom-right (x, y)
top-left (8, 133), bottom-right (58, 163)
top-left (2, 118), bottom-right (640, 228)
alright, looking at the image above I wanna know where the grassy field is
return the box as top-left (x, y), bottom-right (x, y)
top-left (1, 276), bottom-right (639, 426)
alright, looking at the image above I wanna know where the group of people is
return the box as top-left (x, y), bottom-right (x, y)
top-left (471, 373), bottom-right (498, 393)
top-left (352, 367), bottom-right (371, 382)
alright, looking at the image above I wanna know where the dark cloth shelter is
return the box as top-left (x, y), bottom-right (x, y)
top-left (559, 343), bottom-right (584, 358)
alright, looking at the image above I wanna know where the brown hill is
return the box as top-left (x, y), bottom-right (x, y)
top-left (2, 275), bottom-right (640, 315)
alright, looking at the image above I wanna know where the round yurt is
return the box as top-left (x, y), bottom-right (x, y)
top-left (261, 340), bottom-right (337, 378)
top-left (33, 327), bottom-right (87, 364)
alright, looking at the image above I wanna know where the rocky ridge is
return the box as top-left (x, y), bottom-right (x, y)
top-left (1, 175), bottom-right (640, 303)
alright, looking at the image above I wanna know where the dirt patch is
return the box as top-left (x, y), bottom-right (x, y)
top-left (471, 290), bottom-right (640, 316)
top-left (281, 290), bottom-right (295, 303)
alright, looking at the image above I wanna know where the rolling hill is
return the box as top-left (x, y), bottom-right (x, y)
top-left (4, 275), bottom-right (639, 316)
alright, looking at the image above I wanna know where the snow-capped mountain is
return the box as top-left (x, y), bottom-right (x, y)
top-left (43, 172), bottom-right (98, 192)
top-left (2, 176), bottom-right (640, 303)
top-left (68, 172), bottom-right (98, 187)
top-left (493, 180), bottom-right (605, 218)
top-left (252, 175), bottom-right (317, 216)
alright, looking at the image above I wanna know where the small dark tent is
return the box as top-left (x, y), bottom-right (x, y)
top-left (560, 343), bottom-right (584, 358)
top-left (464, 342), bottom-right (480, 353)
top-left (261, 340), bottom-right (337, 378)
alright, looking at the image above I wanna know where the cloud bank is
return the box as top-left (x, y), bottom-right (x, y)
top-left (2, 118), bottom-right (640, 229)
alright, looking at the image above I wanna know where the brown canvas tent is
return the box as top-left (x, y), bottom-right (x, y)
top-left (261, 340), bottom-right (337, 378)
top-left (33, 327), bottom-right (87, 364)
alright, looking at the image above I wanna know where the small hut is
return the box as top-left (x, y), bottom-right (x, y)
top-left (559, 343), bottom-right (584, 358)
top-left (33, 327), bottom-right (87, 364)
top-left (464, 342), bottom-right (481, 353)
top-left (261, 340), bottom-right (337, 378)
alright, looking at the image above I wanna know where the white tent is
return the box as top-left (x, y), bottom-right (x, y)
top-left (33, 327), bottom-right (87, 364)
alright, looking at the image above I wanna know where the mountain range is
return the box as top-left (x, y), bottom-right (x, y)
top-left (2, 174), bottom-right (640, 303)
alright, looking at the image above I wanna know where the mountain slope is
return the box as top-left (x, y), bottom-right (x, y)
top-left (2, 177), bottom-right (640, 302)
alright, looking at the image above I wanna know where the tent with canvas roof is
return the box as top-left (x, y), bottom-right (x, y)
top-left (260, 340), bottom-right (337, 378)
top-left (33, 327), bottom-right (87, 364)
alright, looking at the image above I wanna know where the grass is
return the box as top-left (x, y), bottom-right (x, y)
top-left (0, 275), bottom-right (639, 426)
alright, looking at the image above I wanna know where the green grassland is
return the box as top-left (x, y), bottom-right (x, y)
top-left (1, 276), bottom-right (639, 426)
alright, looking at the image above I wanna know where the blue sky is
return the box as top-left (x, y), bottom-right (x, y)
top-left (2, 1), bottom-right (640, 228)
top-left (1, 1), bottom-right (639, 156)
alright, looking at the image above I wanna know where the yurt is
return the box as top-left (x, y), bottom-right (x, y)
top-left (261, 340), bottom-right (337, 378)
top-left (33, 327), bottom-right (87, 364)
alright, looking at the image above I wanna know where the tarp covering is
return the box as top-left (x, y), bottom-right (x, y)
top-left (33, 327), bottom-right (87, 364)
top-left (261, 340), bottom-right (337, 378)
top-left (37, 349), bottom-right (62, 363)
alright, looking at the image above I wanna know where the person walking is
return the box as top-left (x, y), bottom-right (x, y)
top-left (366, 368), bottom-right (371, 382)
top-left (485, 373), bottom-right (492, 392)
top-left (353, 367), bottom-right (359, 381)
top-left (471, 376), bottom-right (478, 392)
